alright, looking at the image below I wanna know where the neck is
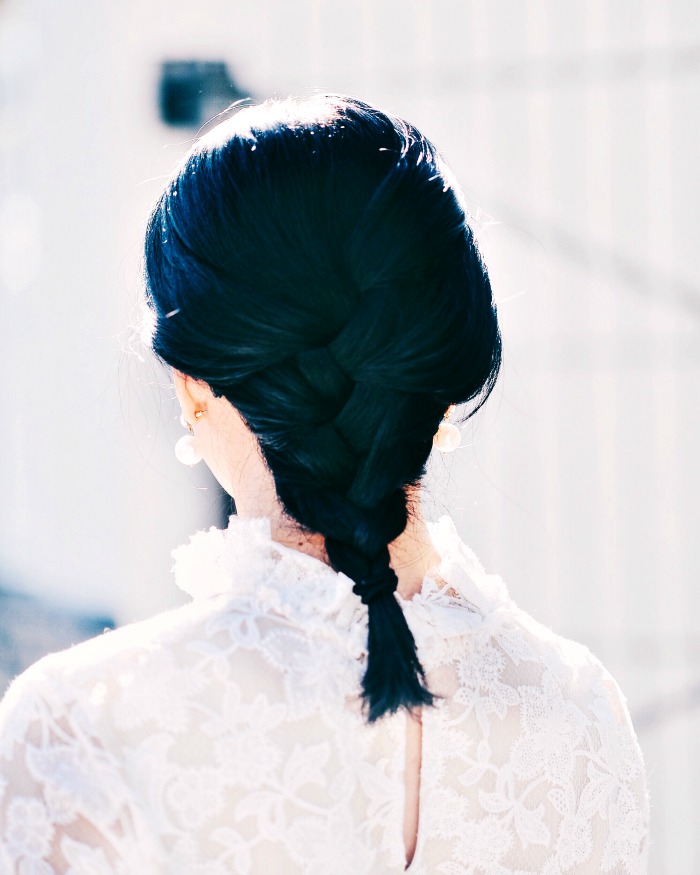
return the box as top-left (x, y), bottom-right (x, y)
top-left (236, 484), bottom-right (441, 601)
top-left (270, 505), bottom-right (440, 599)
top-left (221, 428), bottom-right (441, 599)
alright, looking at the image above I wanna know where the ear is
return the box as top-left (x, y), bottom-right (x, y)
top-left (173, 370), bottom-right (212, 422)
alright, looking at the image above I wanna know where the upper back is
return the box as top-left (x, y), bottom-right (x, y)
top-left (0, 516), bottom-right (649, 874)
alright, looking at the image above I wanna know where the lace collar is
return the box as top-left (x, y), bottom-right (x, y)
top-left (171, 514), bottom-right (511, 648)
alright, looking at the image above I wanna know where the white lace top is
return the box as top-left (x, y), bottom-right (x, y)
top-left (0, 515), bottom-right (649, 874)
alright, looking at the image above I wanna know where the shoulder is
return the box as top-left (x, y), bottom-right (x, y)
top-left (0, 608), bottom-right (194, 873)
top-left (0, 600), bottom-right (198, 705)
top-left (0, 587), bottom-right (354, 754)
top-left (0, 595), bottom-right (277, 744)
top-left (503, 603), bottom-right (641, 734)
top-left (489, 601), bottom-right (649, 791)
top-left (456, 601), bottom-right (651, 872)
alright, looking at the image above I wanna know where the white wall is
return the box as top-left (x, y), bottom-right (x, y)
top-left (1, 1), bottom-right (698, 870)
top-left (0, 0), bottom-right (222, 623)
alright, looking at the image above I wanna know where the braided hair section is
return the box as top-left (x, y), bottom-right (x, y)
top-left (144, 94), bottom-right (502, 723)
top-left (266, 423), bottom-right (435, 722)
top-left (210, 329), bottom-right (450, 723)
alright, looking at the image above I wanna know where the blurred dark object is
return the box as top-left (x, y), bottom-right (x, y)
top-left (158, 61), bottom-right (250, 128)
top-left (0, 589), bottom-right (115, 694)
top-left (221, 490), bottom-right (236, 527)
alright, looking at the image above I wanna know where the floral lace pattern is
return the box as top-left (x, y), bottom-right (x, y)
top-left (0, 515), bottom-right (650, 873)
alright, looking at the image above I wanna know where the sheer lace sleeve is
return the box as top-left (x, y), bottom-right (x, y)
top-left (0, 658), bottom-right (156, 875)
top-left (416, 605), bottom-right (651, 875)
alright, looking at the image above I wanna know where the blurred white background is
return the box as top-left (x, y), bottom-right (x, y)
top-left (1, 1), bottom-right (698, 871)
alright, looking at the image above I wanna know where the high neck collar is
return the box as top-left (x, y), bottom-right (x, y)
top-left (171, 514), bottom-right (510, 633)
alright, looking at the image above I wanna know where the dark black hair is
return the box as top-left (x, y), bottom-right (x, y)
top-left (143, 94), bottom-right (501, 723)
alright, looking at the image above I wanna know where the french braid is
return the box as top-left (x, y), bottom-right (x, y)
top-left (259, 343), bottom-right (441, 721)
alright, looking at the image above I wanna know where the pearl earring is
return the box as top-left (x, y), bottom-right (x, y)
top-left (175, 412), bottom-right (205, 466)
top-left (433, 404), bottom-right (461, 453)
